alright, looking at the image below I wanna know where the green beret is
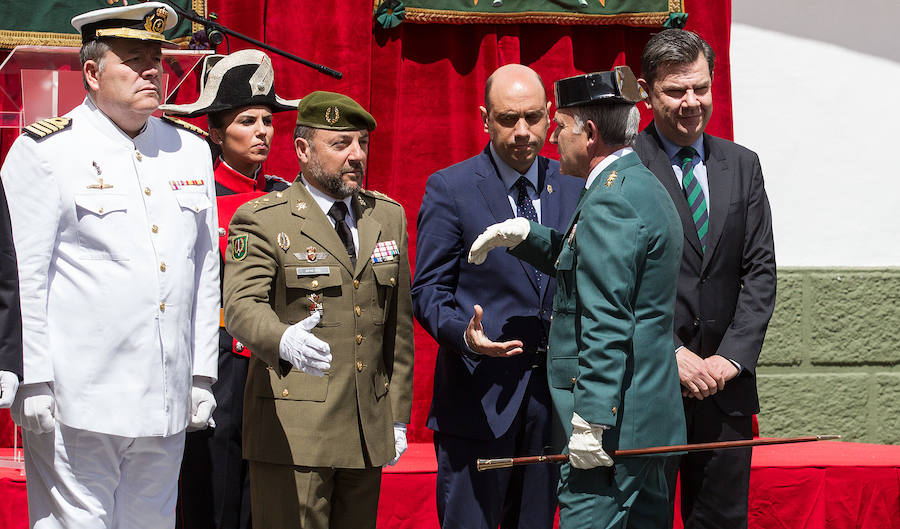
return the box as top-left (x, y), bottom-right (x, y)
top-left (296, 91), bottom-right (376, 131)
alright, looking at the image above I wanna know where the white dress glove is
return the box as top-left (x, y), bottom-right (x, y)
top-left (11, 382), bottom-right (56, 434)
top-left (279, 312), bottom-right (332, 377)
top-left (189, 376), bottom-right (217, 431)
top-left (468, 217), bottom-right (531, 265)
top-left (568, 412), bottom-right (614, 469)
top-left (386, 422), bottom-right (408, 466)
top-left (0, 370), bottom-right (19, 408)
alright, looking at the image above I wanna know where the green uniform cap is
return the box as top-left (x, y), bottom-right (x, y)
top-left (296, 91), bottom-right (376, 131)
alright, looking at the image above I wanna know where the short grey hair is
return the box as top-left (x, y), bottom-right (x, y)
top-left (641, 29), bottom-right (715, 86)
top-left (570, 103), bottom-right (640, 147)
top-left (293, 124), bottom-right (317, 143)
top-left (79, 40), bottom-right (111, 91)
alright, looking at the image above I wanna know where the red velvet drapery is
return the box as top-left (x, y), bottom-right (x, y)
top-left (0, 1), bottom-right (732, 446)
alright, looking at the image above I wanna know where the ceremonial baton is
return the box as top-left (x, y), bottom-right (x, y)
top-left (476, 435), bottom-right (841, 471)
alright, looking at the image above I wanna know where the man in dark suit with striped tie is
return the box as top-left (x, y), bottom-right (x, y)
top-left (633, 29), bottom-right (777, 529)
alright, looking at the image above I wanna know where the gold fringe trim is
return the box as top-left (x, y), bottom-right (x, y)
top-left (402, 9), bottom-right (672, 26)
top-left (0, 30), bottom-right (79, 49)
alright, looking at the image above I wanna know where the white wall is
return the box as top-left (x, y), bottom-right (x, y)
top-left (730, 1), bottom-right (900, 266)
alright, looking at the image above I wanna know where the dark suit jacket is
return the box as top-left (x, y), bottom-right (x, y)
top-left (0, 180), bottom-right (22, 379)
top-left (634, 123), bottom-right (776, 416)
top-left (412, 146), bottom-right (582, 440)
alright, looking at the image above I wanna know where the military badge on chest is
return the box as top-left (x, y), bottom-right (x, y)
top-left (295, 246), bottom-right (328, 262)
top-left (371, 240), bottom-right (399, 263)
top-left (307, 293), bottom-right (323, 316)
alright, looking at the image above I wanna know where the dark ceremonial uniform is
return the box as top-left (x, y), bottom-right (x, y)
top-left (178, 159), bottom-right (289, 529)
top-left (0, 180), bottom-right (22, 380)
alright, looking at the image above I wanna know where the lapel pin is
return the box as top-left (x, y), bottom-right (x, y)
top-left (547, 184), bottom-right (553, 194)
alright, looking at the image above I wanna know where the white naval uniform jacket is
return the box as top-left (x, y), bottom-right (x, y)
top-left (0, 97), bottom-right (219, 437)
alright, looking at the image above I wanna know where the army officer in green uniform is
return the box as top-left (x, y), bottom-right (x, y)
top-left (223, 91), bottom-right (414, 529)
top-left (469, 67), bottom-right (686, 528)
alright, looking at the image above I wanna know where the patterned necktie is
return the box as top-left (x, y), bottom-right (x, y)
top-left (328, 201), bottom-right (357, 268)
top-left (679, 147), bottom-right (709, 252)
top-left (515, 177), bottom-right (542, 291)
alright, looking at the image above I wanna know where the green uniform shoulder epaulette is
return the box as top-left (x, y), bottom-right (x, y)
top-left (162, 115), bottom-right (208, 138)
top-left (244, 189), bottom-right (288, 214)
top-left (601, 169), bottom-right (625, 190)
top-left (22, 117), bottom-right (72, 140)
top-left (361, 188), bottom-right (400, 205)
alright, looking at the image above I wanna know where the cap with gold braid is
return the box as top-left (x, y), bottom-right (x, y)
top-left (296, 91), bottom-right (376, 132)
top-left (554, 66), bottom-right (646, 109)
top-left (71, 2), bottom-right (179, 49)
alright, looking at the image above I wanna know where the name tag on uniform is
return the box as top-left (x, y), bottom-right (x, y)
top-left (296, 266), bottom-right (330, 277)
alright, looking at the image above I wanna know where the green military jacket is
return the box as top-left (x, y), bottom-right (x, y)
top-left (224, 180), bottom-right (414, 468)
top-left (511, 152), bottom-right (686, 453)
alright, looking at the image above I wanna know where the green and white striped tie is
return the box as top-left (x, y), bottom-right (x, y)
top-left (679, 147), bottom-right (708, 252)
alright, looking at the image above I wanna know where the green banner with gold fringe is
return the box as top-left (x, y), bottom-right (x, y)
top-left (0, 0), bottom-right (206, 49)
top-left (373, 0), bottom-right (685, 27)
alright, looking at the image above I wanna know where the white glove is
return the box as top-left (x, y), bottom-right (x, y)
top-left (568, 412), bottom-right (614, 469)
top-left (468, 217), bottom-right (531, 265)
top-left (11, 382), bottom-right (56, 434)
top-left (279, 312), bottom-right (332, 377)
top-left (188, 377), bottom-right (217, 431)
top-left (0, 371), bottom-right (19, 408)
top-left (386, 422), bottom-right (408, 466)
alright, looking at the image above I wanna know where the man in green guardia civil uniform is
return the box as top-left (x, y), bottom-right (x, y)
top-left (469, 67), bottom-right (686, 528)
top-left (223, 91), bottom-right (414, 529)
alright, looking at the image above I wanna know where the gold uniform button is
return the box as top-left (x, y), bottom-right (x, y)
top-left (570, 377), bottom-right (576, 384)
top-left (135, 151), bottom-right (142, 161)
top-left (389, 277), bottom-right (396, 286)
top-left (98, 207), bottom-right (104, 214)
top-left (311, 280), bottom-right (319, 288)
top-left (159, 262), bottom-right (167, 272)
top-left (159, 302), bottom-right (166, 311)
top-left (353, 279), bottom-right (360, 289)
top-left (356, 360), bottom-right (364, 372)
top-left (356, 334), bottom-right (363, 345)
top-left (555, 259), bottom-right (560, 267)
top-left (144, 187), bottom-right (151, 196)
top-left (612, 406), bottom-right (617, 415)
top-left (282, 388), bottom-right (289, 397)
top-left (354, 306), bottom-right (361, 316)
top-left (151, 225), bottom-right (159, 233)
top-left (384, 381), bottom-right (390, 390)
top-left (276, 192), bottom-right (283, 198)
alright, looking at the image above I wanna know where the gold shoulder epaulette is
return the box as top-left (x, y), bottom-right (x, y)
top-left (247, 190), bottom-right (288, 213)
top-left (363, 188), bottom-right (400, 205)
top-left (22, 117), bottom-right (72, 140)
top-left (162, 115), bottom-right (208, 138)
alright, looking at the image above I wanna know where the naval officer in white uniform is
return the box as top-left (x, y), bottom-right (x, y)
top-left (0, 3), bottom-right (219, 528)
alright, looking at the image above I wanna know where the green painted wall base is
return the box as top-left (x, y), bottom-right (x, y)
top-left (757, 268), bottom-right (900, 444)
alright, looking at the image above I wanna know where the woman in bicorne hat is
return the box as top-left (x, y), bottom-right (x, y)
top-left (159, 48), bottom-right (297, 529)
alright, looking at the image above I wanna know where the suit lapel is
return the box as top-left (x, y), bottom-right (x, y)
top-left (289, 182), bottom-right (355, 274)
top-left (702, 134), bottom-right (731, 272)
top-left (536, 158), bottom-right (558, 301)
top-left (639, 124), bottom-right (704, 258)
top-left (353, 192), bottom-right (382, 277)
top-left (477, 147), bottom-right (539, 294)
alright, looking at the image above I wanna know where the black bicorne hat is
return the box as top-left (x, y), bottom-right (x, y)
top-left (159, 49), bottom-right (299, 118)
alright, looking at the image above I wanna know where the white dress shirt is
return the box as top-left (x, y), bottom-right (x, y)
top-left (302, 176), bottom-right (360, 257)
top-left (1, 97), bottom-right (219, 437)
top-left (489, 142), bottom-right (542, 222)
